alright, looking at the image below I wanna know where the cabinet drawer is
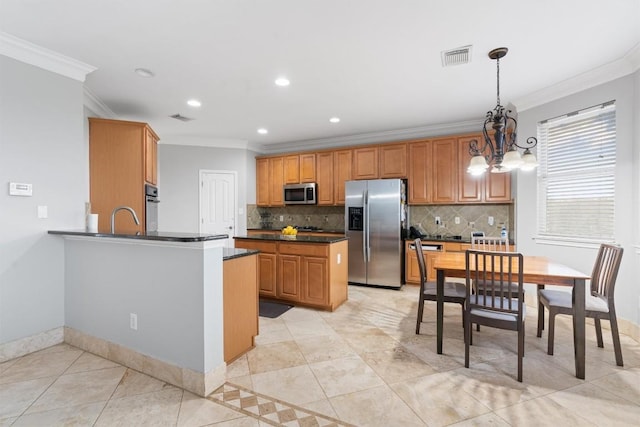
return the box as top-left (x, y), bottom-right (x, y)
top-left (444, 242), bottom-right (471, 252)
top-left (279, 243), bottom-right (328, 257)
top-left (235, 240), bottom-right (277, 253)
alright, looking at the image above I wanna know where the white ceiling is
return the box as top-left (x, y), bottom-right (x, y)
top-left (1, 0), bottom-right (639, 153)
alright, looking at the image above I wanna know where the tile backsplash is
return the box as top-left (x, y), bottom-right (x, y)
top-left (246, 203), bottom-right (513, 238)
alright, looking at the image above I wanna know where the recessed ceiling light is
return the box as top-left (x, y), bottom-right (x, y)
top-left (134, 68), bottom-right (154, 78)
top-left (257, 128), bottom-right (268, 135)
top-left (274, 77), bottom-right (290, 87)
top-left (329, 117), bottom-right (341, 123)
top-left (187, 99), bottom-right (201, 107)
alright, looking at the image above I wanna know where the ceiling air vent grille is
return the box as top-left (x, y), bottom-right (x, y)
top-left (441, 45), bottom-right (472, 67)
top-left (169, 113), bottom-right (194, 122)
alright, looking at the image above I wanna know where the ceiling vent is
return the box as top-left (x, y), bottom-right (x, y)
top-left (441, 45), bottom-right (472, 67)
top-left (169, 113), bottom-right (194, 122)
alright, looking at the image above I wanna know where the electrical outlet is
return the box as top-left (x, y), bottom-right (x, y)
top-left (435, 216), bottom-right (441, 225)
top-left (454, 216), bottom-right (460, 224)
top-left (324, 215), bottom-right (329, 222)
top-left (488, 216), bottom-right (494, 226)
top-left (130, 313), bottom-right (138, 330)
top-left (469, 221), bottom-right (475, 228)
top-left (279, 215), bottom-right (284, 222)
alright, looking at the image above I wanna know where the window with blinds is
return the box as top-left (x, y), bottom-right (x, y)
top-left (537, 102), bottom-right (616, 242)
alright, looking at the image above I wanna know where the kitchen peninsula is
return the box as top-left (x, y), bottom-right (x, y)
top-left (234, 233), bottom-right (348, 311)
top-left (48, 230), bottom-right (229, 397)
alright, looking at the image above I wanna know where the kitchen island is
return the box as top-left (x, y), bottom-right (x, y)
top-left (234, 234), bottom-right (348, 311)
top-left (49, 230), bottom-right (228, 397)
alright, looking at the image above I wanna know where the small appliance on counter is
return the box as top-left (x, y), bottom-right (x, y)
top-left (145, 184), bottom-right (159, 232)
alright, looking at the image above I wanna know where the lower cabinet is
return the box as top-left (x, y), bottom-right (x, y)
top-left (234, 238), bottom-right (348, 311)
top-left (405, 241), bottom-right (440, 283)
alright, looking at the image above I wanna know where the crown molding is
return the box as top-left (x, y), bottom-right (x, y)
top-left (161, 135), bottom-right (250, 150)
top-left (257, 119), bottom-right (485, 154)
top-left (0, 32), bottom-right (96, 82)
top-left (83, 87), bottom-right (116, 118)
top-left (514, 43), bottom-right (640, 112)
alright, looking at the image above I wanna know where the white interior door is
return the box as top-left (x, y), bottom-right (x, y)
top-left (200, 170), bottom-right (237, 247)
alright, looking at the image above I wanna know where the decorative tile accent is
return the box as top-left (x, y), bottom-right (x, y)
top-left (208, 382), bottom-right (355, 426)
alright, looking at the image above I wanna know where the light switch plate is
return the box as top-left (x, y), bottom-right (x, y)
top-left (37, 205), bottom-right (48, 218)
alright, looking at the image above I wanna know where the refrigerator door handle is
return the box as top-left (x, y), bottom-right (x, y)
top-left (365, 189), bottom-right (371, 262)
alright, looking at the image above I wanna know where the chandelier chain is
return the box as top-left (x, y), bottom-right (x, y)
top-left (496, 56), bottom-right (500, 106)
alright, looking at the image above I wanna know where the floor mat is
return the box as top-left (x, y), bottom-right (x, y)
top-left (259, 300), bottom-right (293, 318)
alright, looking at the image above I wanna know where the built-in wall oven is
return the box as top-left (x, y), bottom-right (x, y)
top-left (145, 184), bottom-right (159, 232)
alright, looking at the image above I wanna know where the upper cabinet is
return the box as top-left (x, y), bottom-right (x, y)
top-left (379, 143), bottom-right (407, 178)
top-left (256, 132), bottom-right (511, 207)
top-left (89, 117), bottom-right (159, 233)
top-left (352, 146), bottom-right (379, 180)
top-left (299, 153), bottom-right (316, 183)
top-left (316, 152), bottom-right (334, 205)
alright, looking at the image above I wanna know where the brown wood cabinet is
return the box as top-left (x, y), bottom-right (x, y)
top-left (223, 253), bottom-right (258, 363)
top-left (89, 117), bottom-right (159, 233)
top-left (334, 149), bottom-right (352, 205)
top-left (352, 146), bottom-right (379, 180)
top-left (256, 158), bottom-right (270, 206)
top-left (431, 138), bottom-right (458, 203)
top-left (379, 143), bottom-right (407, 178)
top-left (316, 152), bottom-right (334, 205)
top-left (284, 155), bottom-right (299, 184)
top-left (234, 238), bottom-right (348, 311)
top-left (299, 153), bottom-right (316, 183)
top-left (405, 240), bottom-right (440, 283)
top-left (269, 157), bottom-right (284, 206)
top-left (408, 140), bottom-right (431, 204)
top-left (458, 135), bottom-right (512, 203)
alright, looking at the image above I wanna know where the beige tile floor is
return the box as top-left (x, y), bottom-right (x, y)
top-left (2, 284), bottom-right (640, 426)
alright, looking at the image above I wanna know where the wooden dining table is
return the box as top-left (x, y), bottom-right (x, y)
top-left (434, 252), bottom-right (591, 379)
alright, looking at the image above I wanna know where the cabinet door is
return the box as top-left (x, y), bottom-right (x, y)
top-left (258, 253), bottom-right (277, 297)
top-left (299, 153), bottom-right (316, 183)
top-left (278, 254), bottom-right (300, 301)
top-left (408, 141), bottom-right (431, 204)
top-left (316, 152), bottom-right (334, 205)
top-left (301, 256), bottom-right (329, 305)
top-left (284, 155), bottom-right (299, 184)
top-left (425, 252), bottom-right (438, 282)
top-left (485, 171), bottom-right (512, 202)
top-left (352, 147), bottom-right (379, 180)
top-left (430, 138), bottom-right (457, 203)
top-left (379, 143), bottom-right (407, 178)
top-left (144, 127), bottom-right (158, 185)
top-left (269, 157), bottom-right (284, 206)
top-left (334, 149), bottom-right (352, 205)
top-left (256, 158), bottom-right (270, 206)
top-left (457, 137), bottom-right (483, 203)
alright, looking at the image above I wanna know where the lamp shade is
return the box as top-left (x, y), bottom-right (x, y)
top-left (520, 149), bottom-right (538, 171)
top-left (467, 154), bottom-right (489, 175)
top-left (501, 148), bottom-right (523, 169)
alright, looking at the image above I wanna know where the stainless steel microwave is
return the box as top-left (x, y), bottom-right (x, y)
top-left (284, 183), bottom-right (317, 204)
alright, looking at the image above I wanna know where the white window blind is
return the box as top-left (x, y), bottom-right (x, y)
top-left (537, 102), bottom-right (616, 242)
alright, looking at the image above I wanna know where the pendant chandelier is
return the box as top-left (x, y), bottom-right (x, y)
top-left (467, 47), bottom-right (538, 175)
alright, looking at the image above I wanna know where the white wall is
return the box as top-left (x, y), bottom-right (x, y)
top-left (0, 56), bottom-right (87, 345)
top-left (517, 72), bottom-right (639, 326)
top-left (158, 144), bottom-right (257, 235)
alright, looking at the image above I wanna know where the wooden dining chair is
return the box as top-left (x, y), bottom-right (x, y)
top-left (537, 243), bottom-right (624, 366)
top-left (414, 238), bottom-right (467, 334)
top-left (465, 249), bottom-right (525, 382)
top-left (471, 236), bottom-right (510, 251)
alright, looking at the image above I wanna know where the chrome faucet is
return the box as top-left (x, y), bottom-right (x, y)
top-left (110, 206), bottom-right (140, 233)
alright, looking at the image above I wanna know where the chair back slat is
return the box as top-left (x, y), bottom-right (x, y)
top-left (466, 250), bottom-right (524, 315)
top-left (471, 236), bottom-right (510, 252)
top-left (590, 244), bottom-right (623, 301)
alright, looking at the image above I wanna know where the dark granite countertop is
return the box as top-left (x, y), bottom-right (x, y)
top-left (223, 248), bottom-right (259, 260)
top-left (48, 230), bottom-right (228, 242)
top-left (247, 227), bottom-right (345, 234)
top-left (235, 234), bottom-right (347, 244)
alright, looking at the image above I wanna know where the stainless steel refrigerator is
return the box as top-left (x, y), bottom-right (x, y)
top-left (345, 179), bottom-right (406, 288)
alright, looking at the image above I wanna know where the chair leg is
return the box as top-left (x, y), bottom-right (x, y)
top-left (608, 311), bottom-right (624, 367)
top-left (594, 317), bottom-right (604, 348)
top-left (415, 298), bottom-right (424, 334)
top-left (537, 303), bottom-right (545, 338)
top-left (517, 323), bottom-right (524, 382)
top-left (464, 315), bottom-right (471, 368)
top-left (547, 310), bottom-right (556, 356)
